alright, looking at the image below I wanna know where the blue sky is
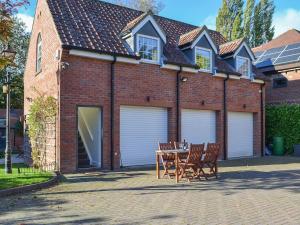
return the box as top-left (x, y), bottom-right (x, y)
top-left (18, 0), bottom-right (300, 37)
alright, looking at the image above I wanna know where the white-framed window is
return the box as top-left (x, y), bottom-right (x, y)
top-left (137, 34), bottom-right (160, 63)
top-left (236, 56), bottom-right (250, 77)
top-left (36, 33), bottom-right (42, 73)
top-left (195, 47), bottom-right (212, 73)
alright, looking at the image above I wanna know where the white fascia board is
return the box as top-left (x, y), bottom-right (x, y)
top-left (117, 57), bottom-right (140, 64)
top-left (132, 15), bottom-right (167, 43)
top-left (229, 75), bottom-right (241, 80)
top-left (69, 49), bottom-right (140, 64)
top-left (182, 67), bottom-right (198, 73)
top-left (233, 42), bottom-right (255, 61)
top-left (214, 73), bottom-right (227, 78)
top-left (191, 30), bottom-right (218, 54)
top-left (252, 79), bottom-right (265, 84)
top-left (160, 64), bottom-right (180, 71)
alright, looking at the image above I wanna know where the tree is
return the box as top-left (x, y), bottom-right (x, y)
top-left (232, 11), bottom-right (243, 40)
top-left (107, 0), bottom-right (165, 14)
top-left (0, 0), bottom-right (29, 69)
top-left (261, 0), bottom-right (275, 43)
top-left (216, 0), bottom-right (243, 41)
top-left (0, 17), bottom-right (30, 108)
top-left (252, 1), bottom-right (264, 47)
top-left (243, 0), bottom-right (255, 41)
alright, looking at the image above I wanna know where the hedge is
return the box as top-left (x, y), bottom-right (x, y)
top-left (266, 104), bottom-right (300, 153)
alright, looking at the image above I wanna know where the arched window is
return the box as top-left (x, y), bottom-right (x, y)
top-left (36, 34), bottom-right (42, 73)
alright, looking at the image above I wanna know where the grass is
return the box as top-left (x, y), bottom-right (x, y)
top-left (0, 163), bottom-right (53, 190)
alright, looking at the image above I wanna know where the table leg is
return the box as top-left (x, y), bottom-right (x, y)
top-left (156, 153), bottom-right (160, 179)
top-left (175, 152), bottom-right (179, 183)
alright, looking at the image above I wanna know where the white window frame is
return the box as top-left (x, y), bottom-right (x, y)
top-left (195, 47), bottom-right (213, 73)
top-left (136, 34), bottom-right (161, 64)
top-left (236, 56), bottom-right (251, 78)
top-left (36, 33), bottom-right (42, 73)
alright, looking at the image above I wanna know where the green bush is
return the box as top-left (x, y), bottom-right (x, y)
top-left (266, 104), bottom-right (300, 153)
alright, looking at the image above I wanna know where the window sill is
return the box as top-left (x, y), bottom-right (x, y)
top-left (35, 70), bottom-right (42, 76)
top-left (198, 69), bottom-right (213, 74)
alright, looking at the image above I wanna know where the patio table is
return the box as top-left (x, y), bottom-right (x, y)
top-left (156, 149), bottom-right (189, 183)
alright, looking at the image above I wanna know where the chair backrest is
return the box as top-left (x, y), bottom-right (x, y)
top-left (186, 143), bottom-right (205, 164)
top-left (204, 143), bottom-right (220, 162)
top-left (158, 142), bottom-right (174, 150)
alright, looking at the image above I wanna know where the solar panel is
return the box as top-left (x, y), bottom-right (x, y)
top-left (265, 46), bottom-right (285, 55)
top-left (280, 48), bottom-right (300, 57)
top-left (285, 42), bottom-right (300, 50)
top-left (255, 42), bottom-right (300, 67)
top-left (274, 54), bottom-right (300, 64)
top-left (254, 51), bottom-right (265, 58)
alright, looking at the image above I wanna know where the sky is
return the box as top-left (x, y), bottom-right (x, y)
top-left (17, 0), bottom-right (300, 38)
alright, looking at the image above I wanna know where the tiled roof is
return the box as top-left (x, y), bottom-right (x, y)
top-left (178, 27), bottom-right (203, 47)
top-left (252, 29), bottom-right (300, 52)
top-left (219, 38), bottom-right (244, 56)
top-left (121, 11), bottom-right (149, 35)
top-left (46, 0), bottom-right (250, 75)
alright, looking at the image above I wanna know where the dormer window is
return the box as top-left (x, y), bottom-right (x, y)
top-left (195, 47), bottom-right (212, 72)
top-left (137, 34), bottom-right (160, 63)
top-left (236, 56), bottom-right (250, 77)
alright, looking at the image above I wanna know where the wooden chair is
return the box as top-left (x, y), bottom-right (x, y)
top-left (158, 142), bottom-right (175, 178)
top-left (178, 143), bottom-right (205, 181)
top-left (200, 143), bottom-right (220, 179)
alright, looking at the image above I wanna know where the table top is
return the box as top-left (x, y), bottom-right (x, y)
top-left (156, 149), bottom-right (189, 154)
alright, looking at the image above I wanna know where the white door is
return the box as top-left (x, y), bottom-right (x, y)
top-left (228, 112), bottom-right (253, 158)
top-left (120, 106), bottom-right (168, 166)
top-left (181, 109), bottom-right (216, 144)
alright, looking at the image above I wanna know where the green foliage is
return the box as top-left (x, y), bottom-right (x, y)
top-left (216, 0), bottom-right (244, 41)
top-left (27, 92), bottom-right (57, 166)
top-left (243, 0), bottom-right (255, 41)
top-left (0, 17), bottom-right (30, 109)
top-left (266, 104), bottom-right (300, 153)
top-left (216, 0), bottom-right (275, 47)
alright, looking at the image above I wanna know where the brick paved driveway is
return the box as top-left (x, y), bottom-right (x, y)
top-left (1, 156), bottom-right (300, 225)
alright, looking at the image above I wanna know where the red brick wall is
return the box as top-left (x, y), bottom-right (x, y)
top-left (266, 70), bottom-right (300, 104)
top-left (24, 0), bottom-right (61, 167)
top-left (58, 52), bottom-right (263, 172)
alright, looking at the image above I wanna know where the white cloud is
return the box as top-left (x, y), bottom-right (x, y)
top-left (273, 9), bottom-right (300, 37)
top-left (16, 13), bottom-right (34, 32)
top-left (202, 15), bottom-right (216, 30)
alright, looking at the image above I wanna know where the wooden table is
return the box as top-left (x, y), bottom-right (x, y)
top-left (156, 149), bottom-right (188, 183)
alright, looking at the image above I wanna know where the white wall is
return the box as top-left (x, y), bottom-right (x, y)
top-left (78, 107), bottom-right (101, 167)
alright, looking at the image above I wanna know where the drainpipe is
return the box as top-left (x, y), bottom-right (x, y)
top-left (110, 56), bottom-right (117, 170)
top-left (176, 66), bottom-right (182, 142)
top-left (260, 82), bottom-right (265, 157)
top-left (223, 74), bottom-right (229, 160)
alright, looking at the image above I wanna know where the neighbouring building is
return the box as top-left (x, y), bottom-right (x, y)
top-left (253, 29), bottom-right (300, 104)
top-left (24, 0), bottom-right (265, 173)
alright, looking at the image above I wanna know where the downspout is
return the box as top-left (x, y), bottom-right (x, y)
top-left (110, 56), bottom-right (117, 170)
top-left (223, 74), bottom-right (229, 160)
top-left (176, 66), bottom-right (182, 142)
top-left (260, 82), bottom-right (265, 157)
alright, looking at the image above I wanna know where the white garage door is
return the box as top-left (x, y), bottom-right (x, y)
top-left (181, 109), bottom-right (216, 144)
top-left (120, 106), bottom-right (168, 166)
top-left (228, 112), bottom-right (253, 158)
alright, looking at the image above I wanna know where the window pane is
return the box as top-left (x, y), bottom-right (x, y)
top-left (138, 36), bottom-right (159, 62)
top-left (237, 57), bottom-right (249, 77)
top-left (196, 48), bottom-right (211, 71)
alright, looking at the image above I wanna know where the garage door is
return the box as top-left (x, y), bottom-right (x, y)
top-left (181, 109), bottom-right (216, 144)
top-left (228, 112), bottom-right (253, 158)
top-left (120, 106), bottom-right (168, 166)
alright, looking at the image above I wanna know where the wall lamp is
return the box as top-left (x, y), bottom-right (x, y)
top-left (180, 76), bottom-right (188, 82)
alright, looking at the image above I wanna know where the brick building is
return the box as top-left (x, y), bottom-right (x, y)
top-left (253, 29), bottom-right (300, 104)
top-left (24, 0), bottom-right (265, 173)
